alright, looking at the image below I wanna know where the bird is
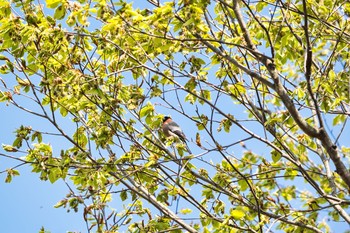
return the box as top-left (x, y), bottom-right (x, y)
top-left (162, 116), bottom-right (192, 154)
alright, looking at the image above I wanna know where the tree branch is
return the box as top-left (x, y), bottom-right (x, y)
top-left (302, 0), bottom-right (324, 129)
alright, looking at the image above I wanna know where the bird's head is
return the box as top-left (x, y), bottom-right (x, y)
top-left (162, 115), bottom-right (171, 123)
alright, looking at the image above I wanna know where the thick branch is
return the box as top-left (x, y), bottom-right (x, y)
top-left (319, 129), bottom-right (350, 188)
top-left (230, 0), bottom-right (350, 195)
top-left (302, 0), bottom-right (324, 130)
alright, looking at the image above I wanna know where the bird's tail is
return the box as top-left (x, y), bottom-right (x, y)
top-left (184, 141), bottom-right (192, 154)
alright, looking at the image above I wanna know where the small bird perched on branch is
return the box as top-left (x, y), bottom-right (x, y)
top-left (162, 116), bottom-right (192, 154)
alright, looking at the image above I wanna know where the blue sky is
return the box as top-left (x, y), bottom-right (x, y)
top-left (0, 168), bottom-right (85, 232)
top-left (0, 102), bottom-right (86, 232)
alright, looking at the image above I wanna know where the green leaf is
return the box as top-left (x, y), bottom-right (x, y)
top-left (12, 137), bottom-right (23, 148)
top-left (184, 78), bottom-right (197, 91)
top-left (230, 209), bottom-right (245, 220)
top-left (199, 90), bottom-right (211, 104)
top-left (197, 123), bottom-right (205, 130)
top-left (238, 179), bottom-right (248, 191)
top-left (39, 226), bottom-right (51, 233)
top-left (139, 102), bottom-right (154, 118)
top-left (223, 119), bottom-right (232, 133)
top-left (54, 5), bottom-right (66, 20)
top-left (320, 98), bottom-right (331, 112)
top-left (5, 169), bottom-right (20, 183)
top-left (2, 144), bottom-right (18, 152)
top-left (6, 61), bottom-right (14, 72)
top-left (48, 168), bottom-right (61, 183)
top-left (256, 2), bottom-right (266, 12)
top-left (0, 65), bottom-right (9, 74)
top-left (12, 169), bottom-right (20, 176)
top-left (284, 168), bottom-right (298, 180)
top-left (46, 0), bottom-right (62, 8)
top-left (227, 82), bottom-right (246, 97)
top-left (54, 199), bottom-right (67, 208)
top-left (271, 150), bottom-right (281, 163)
top-left (120, 190), bottom-right (128, 201)
top-left (173, 20), bottom-right (183, 32)
top-left (281, 186), bottom-right (296, 201)
top-left (0, 54), bottom-right (10, 61)
top-left (46, 15), bottom-right (56, 25)
top-left (77, 11), bottom-right (87, 25)
top-left (180, 208), bottom-right (192, 214)
top-left (281, 34), bottom-right (289, 47)
top-left (5, 172), bottom-right (12, 183)
top-left (183, 19), bottom-right (194, 27)
top-left (73, 128), bottom-right (88, 148)
top-left (202, 188), bottom-right (214, 199)
top-left (0, 1), bottom-right (11, 19)
top-left (16, 76), bottom-right (30, 87)
top-left (203, 228), bottom-right (210, 233)
top-left (60, 106), bottom-right (68, 117)
top-left (333, 114), bottom-right (346, 126)
top-left (185, 93), bottom-right (196, 104)
top-left (66, 15), bottom-right (76, 26)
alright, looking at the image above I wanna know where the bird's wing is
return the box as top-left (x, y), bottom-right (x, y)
top-left (173, 130), bottom-right (187, 140)
top-left (165, 121), bottom-right (191, 152)
top-left (166, 121), bottom-right (188, 141)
